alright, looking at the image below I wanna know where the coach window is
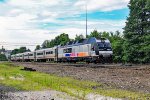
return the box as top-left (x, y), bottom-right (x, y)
top-left (46, 51), bottom-right (53, 55)
top-left (46, 52), bottom-right (50, 55)
top-left (24, 55), bottom-right (28, 57)
top-left (37, 53), bottom-right (43, 55)
top-left (29, 54), bottom-right (33, 56)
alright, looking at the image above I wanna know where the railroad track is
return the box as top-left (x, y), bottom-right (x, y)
top-left (13, 62), bottom-right (128, 68)
top-left (13, 62), bottom-right (150, 70)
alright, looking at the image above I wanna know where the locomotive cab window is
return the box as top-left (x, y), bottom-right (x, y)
top-left (97, 42), bottom-right (112, 51)
top-left (104, 43), bottom-right (111, 48)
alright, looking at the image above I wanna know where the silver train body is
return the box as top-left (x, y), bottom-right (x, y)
top-left (11, 37), bottom-right (113, 63)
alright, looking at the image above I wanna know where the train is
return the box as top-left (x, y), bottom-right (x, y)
top-left (11, 37), bottom-right (113, 63)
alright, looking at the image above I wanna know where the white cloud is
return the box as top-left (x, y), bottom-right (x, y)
top-left (8, 0), bottom-right (62, 9)
top-left (9, 9), bottom-right (23, 15)
top-left (75, 0), bottom-right (130, 11)
top-left (0, 0), bottom-right (129, 50)
top-left (0, 13), bottom-right (37, 31)
top-left (41, 11), bottom-right (59, 18)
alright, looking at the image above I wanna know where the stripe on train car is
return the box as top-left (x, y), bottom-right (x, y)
top-left (65, 53), bottom-right (71, 57)
top-left (70, 53), bottom-right (78, 57)
top-left (77, 52), bottom-right (88, 57)
top-left (65, 52), bottom-right (89, 57)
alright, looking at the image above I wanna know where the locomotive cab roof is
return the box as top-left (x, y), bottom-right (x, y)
top-left (58, 37), bottom-right (110, 48)
top-left (86, 37), bottom-right (110, 44)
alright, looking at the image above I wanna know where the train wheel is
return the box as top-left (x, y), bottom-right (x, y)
top-left (86, 62), bottom-right (90, 64)
top-left (94, 60), bottom-right (97, 64)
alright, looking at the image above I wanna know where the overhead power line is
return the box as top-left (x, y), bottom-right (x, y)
top-left (0, 42), bottom-right (41, 46)
top-left (0, 44), bottom-right (37, 46)
top-left (0, 42), bottom-right (41, 44)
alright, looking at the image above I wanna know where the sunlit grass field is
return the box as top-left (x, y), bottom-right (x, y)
top-left (0, 62), bottom-right (149, 99)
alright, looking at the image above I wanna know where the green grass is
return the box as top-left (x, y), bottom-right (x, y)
top-left (0, 62), bottom-right (149, 99)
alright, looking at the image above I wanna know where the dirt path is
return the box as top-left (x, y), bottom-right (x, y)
top-left (5, 91), bottom-right (78, 100)
top-left (0, 84), bottom-right (76, 100)
top-left (0, 84), bottom-right (19, 100)
top-left (14, 62), bottom-right (150, 93)
top-left (0, 84), bottom-right (122, 100)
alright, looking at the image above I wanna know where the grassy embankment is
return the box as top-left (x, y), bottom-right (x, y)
top-left (0, 62), bottom-right (149, 99)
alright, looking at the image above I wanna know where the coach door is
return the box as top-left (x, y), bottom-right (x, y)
top-left (34, 52), bottom-right (36, 61)
top-left (55, 48), bottom-right (58, 62)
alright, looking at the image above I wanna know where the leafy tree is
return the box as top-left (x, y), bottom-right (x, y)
top-left (0, 46), bottom-right (7, 61)
top-left (75, 34), bottom-right (85, 41)
top-left (87, 30), bottom-right (110, 39)
top-left (35, 45), bottom-right (41, 50)
top-left (11, 47), bottom-right (30, 55)
top-left (88, 30), bottom-right (111, 39)
top-left (11, 49), bottom-right (19, 55)
top-left (19, 47), bottom-right (28, 53)
top-left (1, 46), bottom-right (5, 52)
top-left (49, 39), bottom-right (55, 47)
top-left (110, 31), bottom-right (124, 63)
top-left (101, 31), bottom-right (110, 39)
top-left (123, 0), bottom-right (150, 63)
top-left (27, 49), bottom-right (31, 52)
top-left (0, 54), bottom-right (7, 61)
top-left (58, 33), bottom-right (70, 46)
top-left (88, 30), bottom-right (101, 38)
top-left (42, 40), bottom-right (50, 48)
top-left (41, 33), bottom-right (70, 48)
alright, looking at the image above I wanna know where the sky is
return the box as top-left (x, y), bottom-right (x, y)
top-left (0, 0), bottom-right (130, 51)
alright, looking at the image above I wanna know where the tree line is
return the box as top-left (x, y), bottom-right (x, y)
top-left (11, 47), bottom-right (30, 55)
top-left (0, 47), bottom-right (7, 61)
top-left (0, 50), bottom-right (7, 61)
top-left (0, 54), bottom-right (7, 61)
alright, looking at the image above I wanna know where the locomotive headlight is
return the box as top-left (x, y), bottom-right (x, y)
top-left (107, 49), bottom-right (111, 51)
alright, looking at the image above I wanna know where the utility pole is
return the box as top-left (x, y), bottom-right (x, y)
top-left (85, 1), bottom-right (88, 38)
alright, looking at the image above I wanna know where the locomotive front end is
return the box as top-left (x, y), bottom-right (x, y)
top-left (97, 41), bottom-right (113, 63)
